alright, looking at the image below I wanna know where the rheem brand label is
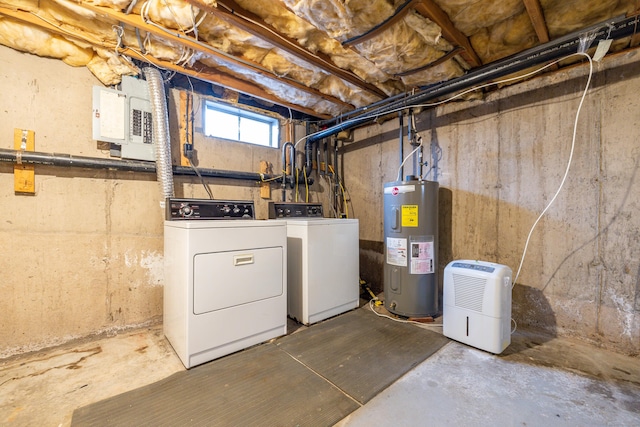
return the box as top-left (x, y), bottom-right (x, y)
top-left (384, 185), bottom-right (416, 195)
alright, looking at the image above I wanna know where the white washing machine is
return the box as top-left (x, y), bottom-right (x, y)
top-left (163, 199), bottom-right (287, 368)
top-left (269, 203), bottom-right (359, 324)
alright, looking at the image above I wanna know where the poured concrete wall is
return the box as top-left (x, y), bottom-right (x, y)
top-left (346, 51), bottom-right (640, 355)
top-left (3, 43), bottom-right (639, 358)
top-left (0, 45), bottom-right (285, 357)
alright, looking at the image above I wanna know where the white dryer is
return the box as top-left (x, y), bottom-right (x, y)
top-left (163, 199), bottom-right (287, 369)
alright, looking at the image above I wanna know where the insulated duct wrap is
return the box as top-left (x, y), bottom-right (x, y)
top-left (143, 67), bottom-right (174, 203)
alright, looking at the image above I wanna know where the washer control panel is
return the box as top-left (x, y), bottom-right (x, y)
top-left (268, 202), bottom-right (323, 218)
top-left (166, 198), bottom-right (255, 220)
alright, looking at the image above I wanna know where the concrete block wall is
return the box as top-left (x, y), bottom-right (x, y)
top-left (345, 50), bottom-right (640, 355)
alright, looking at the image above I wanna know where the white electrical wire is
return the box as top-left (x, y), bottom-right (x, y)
top-left (160, 0), bottom-right (187, 33)
top-left (112, 25), bottom-right (124, 56)
top-left (512, 52), bottom-right (593, 287)
top-left (396, 135), bottom-right (423, 182)
top-left (187, 5), bottom-right (208, 40)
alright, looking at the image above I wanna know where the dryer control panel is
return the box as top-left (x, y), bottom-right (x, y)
top-left (268, 202), bottom-right (323, 218)
top-left (166, 198), bottom-right (255, 220)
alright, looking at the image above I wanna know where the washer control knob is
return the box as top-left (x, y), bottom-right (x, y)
top-left (179, 204), bottom-right (193, 217)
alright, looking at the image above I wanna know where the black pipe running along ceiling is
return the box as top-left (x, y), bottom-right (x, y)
top-left (311, 14), bottom-right (639, 144)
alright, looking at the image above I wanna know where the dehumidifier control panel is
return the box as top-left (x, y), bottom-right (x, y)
top-left (450, 262), bottom-right (496, 273)
top-left (268, 202), bottom-right (323, 218)
top-left (166, 198), bottom-right (255, 220)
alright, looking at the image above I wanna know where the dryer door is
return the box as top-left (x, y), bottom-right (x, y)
top-left (193, 246), bottom-right (284, 315)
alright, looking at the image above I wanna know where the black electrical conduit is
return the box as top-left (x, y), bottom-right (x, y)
top-left (0, 148), bottom-right (312, 184)
top-left (312, 14), bottom-right (639, 143)
top-left (342, 0), bottom-right (419, 47)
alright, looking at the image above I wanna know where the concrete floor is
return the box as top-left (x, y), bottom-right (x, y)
top-left (1, 309), bottom-right (639, 427)
top-left (338, 337), bottom-right (640, 427)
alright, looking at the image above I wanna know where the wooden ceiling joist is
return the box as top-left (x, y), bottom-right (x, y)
top-left (189, 0), bottom-right (387, 98)
top-left (0, 6), bottom-right (332, 119)
top-left (414, 0), bottom-right (482, 68)
top-left (523, 0), bottom-right (551, 43)
top-left (522, 0), bottom-right (557, 71)
top-left (75, 3), bottom-right (353, 110)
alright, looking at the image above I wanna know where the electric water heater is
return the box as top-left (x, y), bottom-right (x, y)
top-left (383, 178), bottom-right (439, 317)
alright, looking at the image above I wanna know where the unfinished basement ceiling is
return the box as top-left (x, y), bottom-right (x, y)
top-left (0, 0), bottom-right (637, 119)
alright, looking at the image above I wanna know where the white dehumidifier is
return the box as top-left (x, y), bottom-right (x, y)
top-left (443, 260), bottom-right (512, 354)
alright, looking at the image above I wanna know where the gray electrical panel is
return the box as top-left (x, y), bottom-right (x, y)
top-left (92, 75), bottom-right (155, 161)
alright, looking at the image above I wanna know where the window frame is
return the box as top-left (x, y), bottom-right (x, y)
top-left (203, 100), bottom-right (280, 148)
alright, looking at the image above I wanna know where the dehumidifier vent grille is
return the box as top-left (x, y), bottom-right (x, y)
top-left (452, 273), bottom-right (486, 312)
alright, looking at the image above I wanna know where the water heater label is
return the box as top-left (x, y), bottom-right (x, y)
top-left (386, 237), bottom-right (407, 266)
top-left (401, 205), bottom-right (419, 227)
top-left (410, 238), bottom-right (434, 274)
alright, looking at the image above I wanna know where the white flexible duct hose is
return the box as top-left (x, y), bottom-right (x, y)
top-left (143, 67), bottom-right (174, 206)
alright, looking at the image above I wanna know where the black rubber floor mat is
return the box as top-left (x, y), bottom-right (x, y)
top-left (276, 308), bottom-right (449, 404)
top-left (71, 343), bottom-right (359, 427)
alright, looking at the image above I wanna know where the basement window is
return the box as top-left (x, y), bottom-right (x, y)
top-left (203, 100), bottom-right (279, 148)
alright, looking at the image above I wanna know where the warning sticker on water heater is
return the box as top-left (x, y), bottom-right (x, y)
top-left (402, 205), bottom-right (418, 227)
top-left (386, 237), bottom-right (407, 267)
top-left (410, 237), bottom-right (434, 274)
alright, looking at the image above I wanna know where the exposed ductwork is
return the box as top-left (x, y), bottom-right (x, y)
top-left (143, 67), bottom-right (175, 205)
